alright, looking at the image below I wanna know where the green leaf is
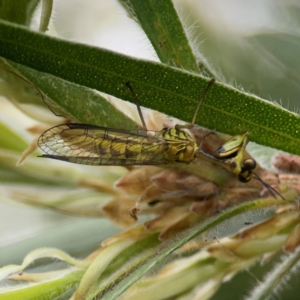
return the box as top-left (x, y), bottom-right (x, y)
top-left (0, 269), bottom-right (83, 300)
top-left (0, 120), bottom-right (28, 152)
top-left (119, 0), bottom-right (200, 72)
top-left (88, 191), bottom-right (298, 299)
top-left (0, 20), bottom-right (300, 156)
top-left (248, 32), bottom-right (300, 107)
top-left (248, 249), bottom-right (300, 300)
top-left (0, 59), bottom-right (137, 129)
top-left (0, 0), bottom-right (40, 26)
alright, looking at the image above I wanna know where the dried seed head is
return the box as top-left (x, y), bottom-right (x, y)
top-left (115, 166), bottom-right (162, 194)
top-left (285, 223), bottom-right (300, 252)
top-left (273, 153), bottom-right (300, 173)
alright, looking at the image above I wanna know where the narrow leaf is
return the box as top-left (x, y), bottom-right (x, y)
top-left (0, 20), bottom-right (300, 155)
top-left (0, 0), bottom-right (40, 26)
top-left (119, 0), bottom-right (200, 72)
top-left (248, 249), bottom-right (300, 300)
top-left (0, 59), bottom-right (137, 129)
top-left (89, 193), bottom-right (297, 299)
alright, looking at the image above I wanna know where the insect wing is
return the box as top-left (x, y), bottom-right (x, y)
top-left (38, 124), bottom-right (169, 165)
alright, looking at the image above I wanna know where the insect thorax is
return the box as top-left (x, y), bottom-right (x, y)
top-left (157, 128), bottom-right (198, 164)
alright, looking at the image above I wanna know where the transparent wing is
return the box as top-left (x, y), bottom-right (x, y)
top-left (38, 123), bottom-right (169, 165)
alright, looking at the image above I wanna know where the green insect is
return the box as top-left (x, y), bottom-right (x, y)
top-left (38, 79), bottom-right (282, 198)
top-left (38, 80), bottom-right (214, 167)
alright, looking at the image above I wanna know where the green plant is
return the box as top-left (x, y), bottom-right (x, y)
top-left (1, 1), bottom-right (300, 299)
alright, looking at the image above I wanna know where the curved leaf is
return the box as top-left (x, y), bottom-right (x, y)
top-left (0, 0), bottom-right (40, 26)
top-left (0, 20), bottom-right (299, 155)
top-left (88, 193), bottom-right (297, 299)
top-left (119, 0), bottom-right (200, 72)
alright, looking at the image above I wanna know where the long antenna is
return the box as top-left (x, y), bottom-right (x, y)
top-left (253, 173), bottom-right (285, 200)
top-left (126, 82), bottom-right (147, 131)
top-left (191, 78), bottom-right (215, 126)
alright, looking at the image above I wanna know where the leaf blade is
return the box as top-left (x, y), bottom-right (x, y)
top-left (0, 20), bottom-right (299, 155)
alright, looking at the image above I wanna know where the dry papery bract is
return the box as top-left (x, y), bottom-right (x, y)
top-left (3, 113), bottom-right (300, 300)
top-left (107, 123), bottom-right (296, 240)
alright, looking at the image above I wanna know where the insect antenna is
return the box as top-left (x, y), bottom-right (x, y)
top-left (176, 77), bottom-right (215, 131)
top-left (125, 82), bottom-right (147, 131)
top-left (0, 63), bottom-right (65, 118)
top-left (252, 173), bottom-right (285, 200)
top-left (191, 77), bottom-right (215, 126)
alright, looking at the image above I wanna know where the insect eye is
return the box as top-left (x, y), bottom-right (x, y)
top-left (238, 159), bottom-right (257, 183)
top-left (243, 158), bottom-right (256, 171)
top-left (238, 174), bottom-right (250, 183)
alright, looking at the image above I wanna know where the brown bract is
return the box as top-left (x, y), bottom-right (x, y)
top-left (104, 125), bottom-right (295, 240)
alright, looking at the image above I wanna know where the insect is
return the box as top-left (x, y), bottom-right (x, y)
top-left (197, 131), bottom-right (257, 183)
top-left (0, 66), bottom-right (274, 198)
top-left (37, 78), bottom-right (283, 199)
top-left (38, 80), bottom-right (215, 166)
